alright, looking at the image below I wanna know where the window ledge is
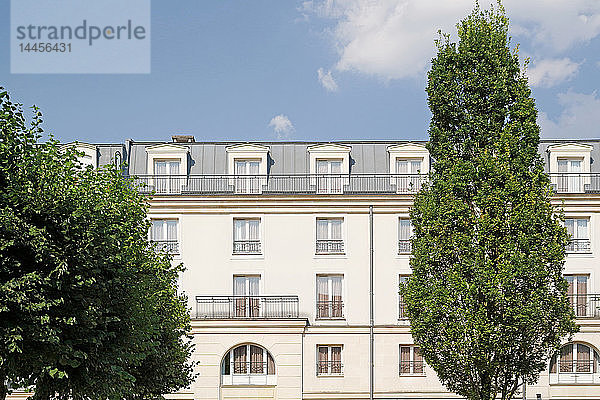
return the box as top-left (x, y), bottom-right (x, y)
top-left (317, 374), bottom-right (344, 378)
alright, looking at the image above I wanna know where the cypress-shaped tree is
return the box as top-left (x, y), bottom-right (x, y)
top-left (403, 3), bottom-right (578, 400)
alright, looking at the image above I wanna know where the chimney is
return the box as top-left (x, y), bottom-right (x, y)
top-left (172, 135), bottom-right (195, 143)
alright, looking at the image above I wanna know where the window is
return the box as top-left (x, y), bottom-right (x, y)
top-left (317, 345), bottom-right (343, 376)
top-left (233, 219), bottom-right (261, 254)
top-left (550, 343), bottom-right (600, 384)
top-left (398, 219), bottom-right (412, 254)
top-left (316, 218), bottom-right (344, 254)
top-left (565, 218), bottom-right (590, 253)
top-left (557, 158), bottom-right (583, 193)
top-left (399, 345), bottom-right (424, 375)
top-left (150, 219), bottom-right (178, 254)
top-left (221, 344), bottom-right (276, 386)
top-left (154, 160), bottom-right (182, 194)
top-left (399, 275), bottom-right (410, 320)
top-left (234, 276), bottom-right (260, 318)
top-left (316, 159), bottom-right (343, 194)
top-left (565, 275), bottom-right (592, 317)
top-left (234, 160), bottom-right (261, 194)
top-left (316, 275), bottom-right (343, 319)
top-left (396, 159), bottom-right (424, 193)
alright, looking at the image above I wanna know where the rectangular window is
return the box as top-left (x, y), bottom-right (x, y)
top-left (396, 158), bottom-right (423, 193)
top-left (399, 345), bottom-right (424, 375)
top-left (565, 275), bottom-right (589, 317)
top-left (233, 275), bottom-right (260, 318)
top-left (557, 158), bottom-right (583, 193)
top-left (399, 275), bottom-right (410, 320)
top-left (235, 160), bottom-right (261, 194)
top-left (565, 218), bottom-right (590, 253)
top-left (317, 345), bottom-right (343, 376)
top-left (316, 275), bottom-right (344, 319)
top-left (316, 159), bottom-right (343, 194)
top-left (150, 219), bottom-right (178, 254)
top-left (316, 218), bottom-right (344, 254)
top-left (233, 219), bottom-right (261, 254)
top-left (154, 160), bottom-right (181, 194)
top-left (398, 219), bottom-right (412, 254)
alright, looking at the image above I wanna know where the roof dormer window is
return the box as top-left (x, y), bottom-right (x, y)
top-left (547, 143), bottom-right (593, 193)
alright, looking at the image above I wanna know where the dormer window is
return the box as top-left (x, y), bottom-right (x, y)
top-left (226, 144), bottom-right (270, 194)
top-left (387, 144), bottom-right (429, 194)
top-left (63, 142), bottom-right (98, 169)
top-left (316, 159), bottom-right (343, 194)
top-left (145, 144), bottom-right (189, 195)
top-left (547, 143), bottom-right (593, 194)
top-left (307, 144), bottom-right (351, 195)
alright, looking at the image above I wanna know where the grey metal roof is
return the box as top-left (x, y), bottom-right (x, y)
top-left (90, 139), bottom-right (600, 174)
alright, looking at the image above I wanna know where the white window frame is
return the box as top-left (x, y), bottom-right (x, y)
top-left (316, 345), bottom-right (343, 376)
top-left (221, 344), bottom-right (276, 386)
top-left (550, 342), bottom-right (600, 385)
top-left (564, 217), bottom-right (590, 254)
top-left (233, 218), bottom-right (261, 254)
top-left (145, 144), bottom-right (189, 193)
top-left (316, 274), bottom-right (344, 320)
top-left (316, 218), bottom-right (344, 255)
top-left (398, 218), bottom-right (413, 254)
top-left (150, 219), bottom-right (179, 254)
top-left (398, 275), bottom-right (411, 320)
top-left (399, 345), bottom-right (425, 376)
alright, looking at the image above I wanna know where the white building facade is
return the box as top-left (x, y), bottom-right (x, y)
top-left (10, 138), bottom-right (600, 400)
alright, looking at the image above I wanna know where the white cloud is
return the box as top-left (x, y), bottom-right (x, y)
top-left (317, 68), bottom-right (339, 91)
top-left (305, 0), bottom-right (600, 81)
top-left (268, 114), bottom-right (295, 139)
top-left (539, 91), bottom-right (600, 138)
top-left (527, 58), bottom-right (581, 88)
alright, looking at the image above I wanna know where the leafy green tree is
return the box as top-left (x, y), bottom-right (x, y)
top-left (0, 87), bottom-right (195, 400)
top-left (402, 3), bottom-right (578, 400)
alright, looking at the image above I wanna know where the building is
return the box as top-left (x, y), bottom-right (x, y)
top-left (9, 138), bottom-right (600, 400)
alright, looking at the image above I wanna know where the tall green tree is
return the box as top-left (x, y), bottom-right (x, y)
top-left (402, 3), bottom-right (578, 400)
top-left (0, 87), bottom-right (195, 400)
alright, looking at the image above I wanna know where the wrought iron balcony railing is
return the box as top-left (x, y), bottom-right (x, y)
top-left (398, 239), bottom-right (412, 254)
top-left (133, 174), bottom-right (427, 195)
top-left (550, 360), bottom-right (600, 384)
top-left (549, 173), bottom-right (600, 194)
top-left (316, 361), bottom-right (343, 375)
top-left (195, 295), bottom-right (299, 319)
top-left (150, 240), bottom-right (179, 254)
top-left (566, 238), bottom-right (591, 253)
top-left (399, 361), bottom-right (425, 375)
top-left (568, 294), bottom-right (600, 318)
top-left (316, 300), bottom-right (344, 319)
top-left (316, 240), bottom-right (344, 254)
top-left (233, 240), bottom-right (261, 254)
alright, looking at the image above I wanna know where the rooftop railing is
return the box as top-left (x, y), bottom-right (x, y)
top-left (195, 295), bottom-right (299, 319)
top-left (132, 174), bottom-right (426, 195)
top-left (132, 173), bottom-right (600, 195)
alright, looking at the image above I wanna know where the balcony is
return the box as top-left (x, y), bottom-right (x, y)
top-left (549, 173), bottom-right (600, 194)
top-left (195, 295), bottom-right (299, 319)
top-left (316, 300), bottom-right (344, 319)
top-left (566, 239), bottom-right (591, 253)
top-left (550, 361), bottom-right (600, 384)
top-left (569, 294), bottom-right (600, 318)
top-left (316, 361), bottom-right (343, 376)
top-left (133, 174), bottom-right (427, 195)
top-left (233, 240), bottom-right (261, 254)
top-left (316, 240), bottom-right (344, 254)
top-left (398, 239), bottom-right (412, 254)
top-left (150, 240), bottom-right (179, 254)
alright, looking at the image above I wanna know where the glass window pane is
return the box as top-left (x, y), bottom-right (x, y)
top-left (577, 219), bottom-right (588, 239)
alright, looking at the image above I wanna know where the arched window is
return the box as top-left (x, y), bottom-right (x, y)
top-left (221, 344), bottom-right (276, 386)
top-left (550, 342), bottom-right (600, 384)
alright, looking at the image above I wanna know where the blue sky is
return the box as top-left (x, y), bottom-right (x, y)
top-left (2, 1), bottom-right (600, 143)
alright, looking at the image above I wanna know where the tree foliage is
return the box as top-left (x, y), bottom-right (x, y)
top-left (402, 3), bottom-right (578, 400)
top-left (0, 87), bottom-right (195, 400)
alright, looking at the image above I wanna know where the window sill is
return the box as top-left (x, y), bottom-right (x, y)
top-left (314, 253), bottom-right (347, 260)
top-left (316, 317), bottom-right (346, 321)
top-left (399, 374), bottom-right (426, 377)
top-left (317, 374), bottom-right (344, 378)
top-left (230, 254), bottom-right (265, 260)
